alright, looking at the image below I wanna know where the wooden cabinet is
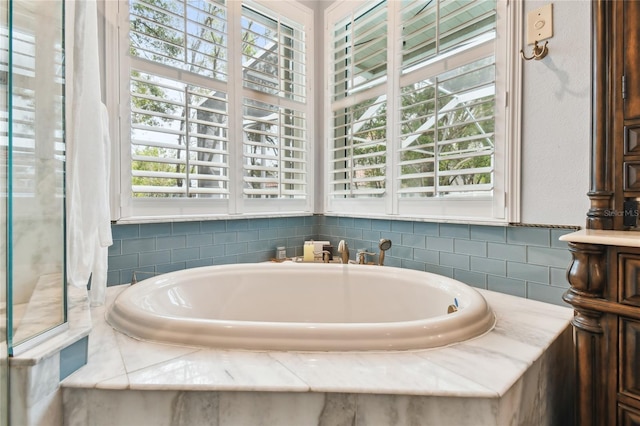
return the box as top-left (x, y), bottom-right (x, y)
top-left (564, 241), bottom-right (640, 425)
top-left (565, 2), bottom-right (640, 424)
top-left (588, 1), bottom-right (640, 229)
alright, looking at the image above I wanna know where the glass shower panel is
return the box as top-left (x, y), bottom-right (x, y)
top-left (0, 0), bottom-right (7, 422)
top-left (8, 0), bottom-right (65, 351)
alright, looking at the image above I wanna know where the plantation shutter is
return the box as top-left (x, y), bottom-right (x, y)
top-left (329, 1), bottom-right (388, 199)
top-left (242, 98), bottom-right (306, 198)
top-left (330, 95), bottom-right (387, 198)
top-left (128, 0), bottom-right (230, 199)
top-left (332, 1), bottom-right (387, 100)
top-left (129, 0), bottom-right (228, 80)
top-left (130, 71), bottom-right (229, 197)
top-left (400, 0), bottom-right (497, 72)
top-left (241, 4), bottom-right (308, 200)
top-left (241, 6), bottom-right (306, 103)
top-left (398, 0), bottom-right (497, 198)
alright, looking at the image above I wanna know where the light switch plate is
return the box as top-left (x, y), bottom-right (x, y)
top-left (526, 3), bottom-right (553, 45)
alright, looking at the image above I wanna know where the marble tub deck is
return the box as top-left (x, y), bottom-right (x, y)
top-left (61, 285), bottom-right (575, 426)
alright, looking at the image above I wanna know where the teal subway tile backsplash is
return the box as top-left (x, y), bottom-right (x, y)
top-left (527, 246), bottom-right (572, 268)
top-left (186, 233), bottom-right (213, 247)
top-left (227, 219), bottom-right (248, 231)
top-left (507, 226), bottom-right (550, 246)
top-left (338, 217), bottom-right (355, 228)
top-left (344, 227), bottom-right (363, 239)
top-left (213, 255), bottom-right (238, 265)
top-left (362, 229), bottom-right (382, 241)
top-left (550, 267), bottom-right (570, 287)
top-left (551, 229), bottom-right (573, 249)
top-left (122, 237), bottom-right (156, 255)
top-left (402, 233), bottom-right (425, 248)
top-left (413, 222), bottom-right (438, 236)
top-left (400, 259), bottom-right (425, 271)
top-left (507, 262), bottom-right (549, 283)
top-left (108, 240), bottom-right (121, 256)
top-left (200, 244), bottom-right (225, 259)
top-left (225, 242), bottom-right (248, 256)
top-left (391, 244), bottom-right (413, 260)
top-left (488, 242), bottom-right (526, 262)
top-left (107, 217), bottom-right (576, 306)
top-left (140, 222), bottom-right (171, 237)
top-left (392, 220), bottom-right (414, 233)
top-left (109, 253), bottom-right (139, 270)
top-left (470, 225), bottom-right (506, 242)
top-left (247, 218), bottom-right (269, 230)
top-left (425, 264), bottom-right (454, 278)
top-left (413, 248), bottom-right (439, 264)
top-left (186, 258), bottom-right (213, 269)
top-left (259, 228), bottom-right (279, 240)
top-left (470, 256), bottom-right (506, 276)
top-left (157, 262), bottom-right (186, 274)
top-left (426, 236), bottom-right (454, 252)
top-left (440, 252), bottom-right (470, 270)
top-left (201, 221), bottom-right (226, 233)
top-left (172, 221), bottom-right (201, 235)
top-left (371, 219), bottom-right (391, 231)
top-left (214, 232), bottom-right (237, 244)
top-left (237, 230), bottom-right (260, 242)
top-left (157, 235), bottom-right (186, 250)
top-left (454, 269), bottom-right (486, 289)
top-left (172, 247), bottom-right (200, 263)
top-left (439, 223), bottom-right (470, 239)
top-left (111, 224), bottom-right (139, 240)
top-left (353, 218), bottom-right (372, 230)
top-left (139, 250), bottom-right (171, 267)
top-left (488, 275), bottom-right (527, 298)
top-left (527, 282), bottom-right (567, 305)
top-left (454, 239), bottom-right (487, 257)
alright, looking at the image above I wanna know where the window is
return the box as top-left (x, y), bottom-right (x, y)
top-left (110, 0), bottom-right (313, 219)
top-left (241, 7), bottom-right (308, 202)
top-left (326, 0), bottom-right (520, 223)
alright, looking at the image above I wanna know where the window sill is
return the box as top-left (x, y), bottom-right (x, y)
top-left (113, 211), bottom-right (315, 225)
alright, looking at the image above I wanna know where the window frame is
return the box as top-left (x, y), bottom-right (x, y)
top-left (106, 0), bottom-right (314, 222)
top-left (324, 0), bottom-right (521, 224)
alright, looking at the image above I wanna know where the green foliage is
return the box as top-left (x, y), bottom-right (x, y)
top-left (132, 146), bottom-right (182, 197)
top-left (129, 0), bottom-right (271, 198)
top-left (130, 0), bottom-right (183, 61)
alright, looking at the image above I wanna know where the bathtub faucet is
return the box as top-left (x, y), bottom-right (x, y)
top-left (131, 270), bottom-right (160, 285)
top-left (316, 250), bottom-right (332, 263)
top-left (378, 239), bottom-right (392, 266)
top-left (357, 249), bottom-right (376, 265)
top-left (338, 240), bottom-right (350, 264)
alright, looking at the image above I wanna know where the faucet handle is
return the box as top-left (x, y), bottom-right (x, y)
top-left (357, 250), bottom-right (377, 264)
top-left (315, 250), bottom-right (332, 263)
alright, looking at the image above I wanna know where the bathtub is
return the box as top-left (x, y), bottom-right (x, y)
top-left (106, 262), bottom-right (495, 351)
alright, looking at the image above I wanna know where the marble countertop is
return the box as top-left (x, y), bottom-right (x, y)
top-left (559, 229), bottom-right (640, 247)
top-left (62, 285), bottom-right (573, 398)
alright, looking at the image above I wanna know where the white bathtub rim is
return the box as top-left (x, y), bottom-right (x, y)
top-left (106, 263), bottom-right (496, 352)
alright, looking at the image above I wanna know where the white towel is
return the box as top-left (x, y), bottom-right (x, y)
top-left (67, 0), bottom-right (113, 306)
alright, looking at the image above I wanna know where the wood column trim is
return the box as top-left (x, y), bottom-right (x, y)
top-left (563, 241), bottom-right (609, 426)
top-left (587, 0), bottom-right (615, 230)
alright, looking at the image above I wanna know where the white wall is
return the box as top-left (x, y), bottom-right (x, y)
top-left (311, 0), bottom-right (592, 227)
top-left (519, 0), bottom-right (591, 227)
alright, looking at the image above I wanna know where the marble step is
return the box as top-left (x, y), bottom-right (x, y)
top-left (60, 286), bottom-right (575, 426)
